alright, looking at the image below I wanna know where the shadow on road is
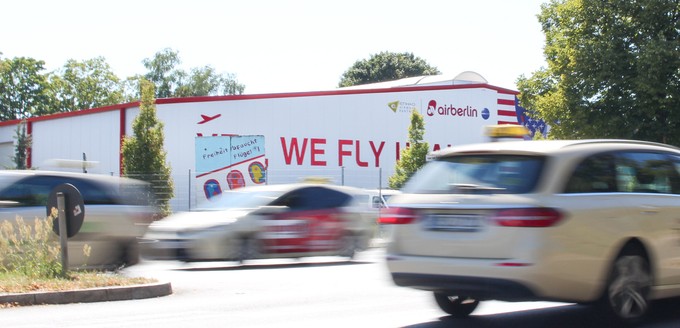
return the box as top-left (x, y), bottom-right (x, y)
top-left (172, 258), bottom-right (373, 272)
top-left (404, 299), bottom-right (680, 328)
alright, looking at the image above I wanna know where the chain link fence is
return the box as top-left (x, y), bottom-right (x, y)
top-left (127, 167), bottom-right (397, 213)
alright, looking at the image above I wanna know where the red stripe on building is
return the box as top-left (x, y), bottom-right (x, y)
top-left (119, 108), bottom-right (126, 176)
top-left (196, 154), bottom-right (266, 178)
top-left (26, 121), bottom-right (32, 168)
top-left (497, 110), bottom-right (517, 117)
top-left (497, 98), bottom-right (515, 106)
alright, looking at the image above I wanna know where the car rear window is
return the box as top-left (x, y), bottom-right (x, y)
top-left (402, 155), bottom-right (545, 194)
top-left (271, 187), bottom-right (352, 210)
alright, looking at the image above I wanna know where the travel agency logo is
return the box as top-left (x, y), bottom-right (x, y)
top-left (426, 100), bottom-right (490, 120)
top-left (387, 100), bottom-right (418, 114)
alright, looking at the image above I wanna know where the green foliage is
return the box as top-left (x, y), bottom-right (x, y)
top-left (0, 216), bottom-right (62, 279)
top-left (0, 55), bottom-right (53, 121)
top-left (0, 49), bottom-right (246, 122)
top-left (11, 119), bottom-right (31, 169)
top-left (120, 75), bottom-right (144, 103)
top-left (517, 0), bottom-right (680, 144)
top-left (338, 51), bottom-right (441, 87)
top-left (143, 48), bottom-right (181, 99)
top-left (142, 48), bottom-right (245, 99)
top-left (121, 79), bottom-right (174, 217)
top-left (389, 110), bottom-right (429, 189)
top-left (174, 66), bottom-right (245, 97)
top-left (48, 57), bottom-right (124, 112)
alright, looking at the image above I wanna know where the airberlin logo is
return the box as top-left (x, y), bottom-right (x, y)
top-left (426, 100), bottom-right (485, 119)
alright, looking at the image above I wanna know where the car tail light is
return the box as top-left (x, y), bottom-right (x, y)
top-left (494, 262), bottom-right (533, 267)
top-left (378, 207), bottom-right (418, 225)
top-left (491, 208), bottom-right (563, 228)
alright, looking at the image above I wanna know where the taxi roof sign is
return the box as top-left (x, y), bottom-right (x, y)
top-left (301, 177), bottom-right (332, 184)
top-left (484, 125), bottom-right (530, 139)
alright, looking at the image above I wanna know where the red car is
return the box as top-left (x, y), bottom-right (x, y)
top-left (142, 183), bottom-right (376, 262)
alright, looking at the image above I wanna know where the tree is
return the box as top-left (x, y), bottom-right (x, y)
top-left (142, 48), bottom-right (182, 99)
top-left (48, 57), bottom-right (124, 112)
top-left (11, 119), bottom-right (31, 169)
top-left (0, 55), bottom-right (53, 121)
top-left (141, 48), bottom-right (245, 98)
top-left (120, 75), bottom-right (144, 103)
top-left (389, 110), bottom-right (429, 189)
top-left (517, 0), bottom-right (680, 144)
top-left (174, 66), bottom-right (245, 97)
top-left (338, 51), bottom-right (441, 87)
top-left (121, 79), bottom-right (174, 217)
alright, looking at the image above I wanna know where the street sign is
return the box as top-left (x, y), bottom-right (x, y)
top-left (47, 183), bottom-right (85, 238)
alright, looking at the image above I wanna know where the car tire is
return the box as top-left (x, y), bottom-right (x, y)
top-left (121, 240), bottom-right (140, 266)
top-left (433, 293), bottom-right (479, 317)
top-left (338, 233), bottom-right (357, 259)
top-left (598, 248), bottom-right (652, 324)
top-left (237, 237), bottom-right (260, 263)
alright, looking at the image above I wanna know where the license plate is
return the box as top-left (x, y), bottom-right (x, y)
top-left (424, 214), bottom-right (482, 232)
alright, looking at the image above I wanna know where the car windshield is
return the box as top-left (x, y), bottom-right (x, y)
top-left (195, 189), bottom-right (285, 210)
top-left (402, 155), bottom-right (545, 194)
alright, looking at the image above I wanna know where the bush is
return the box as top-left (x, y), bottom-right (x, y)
top-left (0, 214), bottom-right (62, 278)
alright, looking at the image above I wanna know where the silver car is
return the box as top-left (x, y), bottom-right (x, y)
top-left (142, 183), bottom-right (375, 262)
top-left (0, 170), bottom-right (158, 268)
top-left (380, 139), bottom-right (680, 324)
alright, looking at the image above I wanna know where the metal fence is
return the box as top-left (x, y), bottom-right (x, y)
top-left (147, 167), bottom-right (398, 212)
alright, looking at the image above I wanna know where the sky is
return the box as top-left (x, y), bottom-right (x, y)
top-left (1, 0), bottom-right (548, 95)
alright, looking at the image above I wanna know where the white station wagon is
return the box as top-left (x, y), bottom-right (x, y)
top-left (380, 139), bottom-right (680, 324)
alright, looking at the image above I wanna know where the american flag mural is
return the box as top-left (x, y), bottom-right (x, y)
top-left (496, 92), bottom-right (548, 138)
top-left (496, 92), bottom-right (519, 125)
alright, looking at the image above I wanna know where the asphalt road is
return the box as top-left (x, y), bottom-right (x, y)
top-left (2, 248), bottom-right (680, 328)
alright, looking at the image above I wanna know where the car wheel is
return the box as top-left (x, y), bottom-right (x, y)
top-left (338, 233), bottom-right (357, 259)
top-left (599, 250), bottom-right (651, 324)
top-left (118, 239), bottom-right (140, 267)
top-left (237, 237), bottom-right (260, 263)
top-left (123, 240), bottom-right (140, 266)
top-left (433, 293), bottom-right (479, 317)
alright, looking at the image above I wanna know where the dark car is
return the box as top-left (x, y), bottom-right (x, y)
top-left (0, 170), bottom-right (158, 268)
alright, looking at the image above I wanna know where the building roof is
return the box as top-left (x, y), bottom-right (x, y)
top-left (338, 72), bottom-right (488, 90)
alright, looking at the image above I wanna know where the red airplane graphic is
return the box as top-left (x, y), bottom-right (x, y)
top-left (198, 114), bottom-right (221, 124)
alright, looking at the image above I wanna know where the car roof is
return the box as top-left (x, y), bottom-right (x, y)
top-left (0, 170), bottom-right (148, 186)
top-left (431, 139), bottom-right (680, 158)
top-left (226, 183), bottom-right (363, 194)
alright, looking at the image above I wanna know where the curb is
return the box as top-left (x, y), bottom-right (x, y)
top-left (0, 281), bottom-right (172, 306)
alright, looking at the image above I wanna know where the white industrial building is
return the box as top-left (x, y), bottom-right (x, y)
top-left (0, 72), bottom-right (523, 211)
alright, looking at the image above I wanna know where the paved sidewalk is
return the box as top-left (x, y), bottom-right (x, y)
top-left (0, 238), bottom-right (386, 307)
